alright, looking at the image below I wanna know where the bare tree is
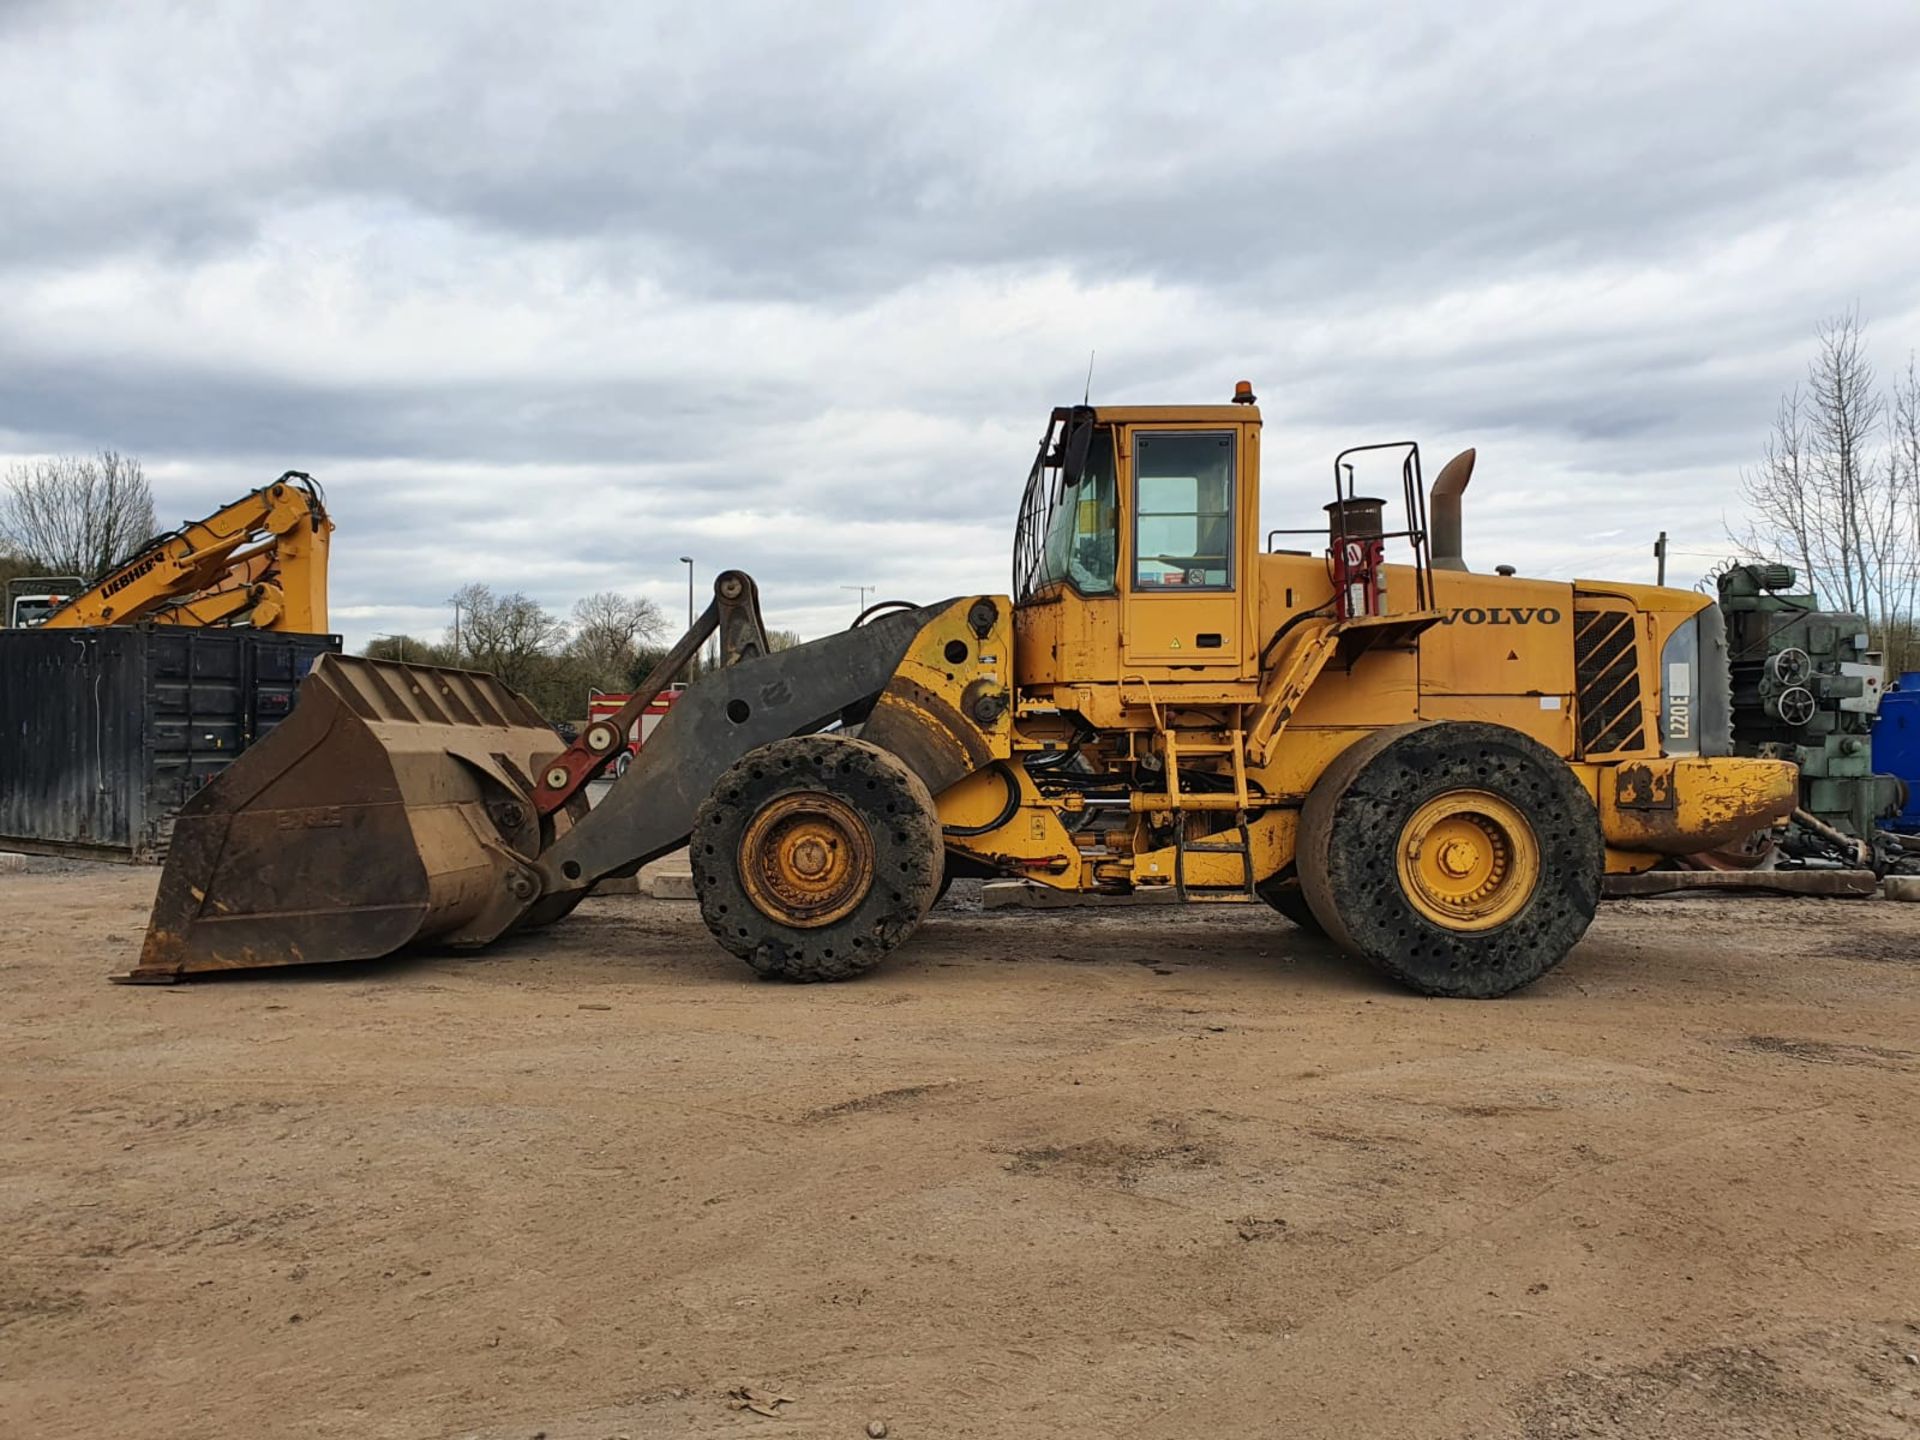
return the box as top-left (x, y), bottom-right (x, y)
top-left (0, 451), bottom-right (156, 579)
top-left (446, 582), bottom-right (567, 692)
top-left (1738, 312), bottom-right (1920, 668)
top-left (766, 627), bottom-right (804, 651)
top-left (1888, 354), bottom-right (1920, 671)
top-left (1744, 387), bottom-right (1813, 582)
top-left (569, 590), bottom-right (667, 689)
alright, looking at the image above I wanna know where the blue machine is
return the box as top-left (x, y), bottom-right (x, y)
top-left (1879, 672), bottom-right (1920, 833)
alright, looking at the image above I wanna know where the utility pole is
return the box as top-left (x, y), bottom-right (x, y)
top-left (679, 556), bottom-right (695, 630)
top-left (450, 599), bottom-right (462, 660)
top-left (841, 584), bottom-right (874, 616)
top-left (1654, 531), bottom-right (1668, 587)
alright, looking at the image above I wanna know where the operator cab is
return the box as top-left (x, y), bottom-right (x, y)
top-left (1013, 393), bottom-right (1264, 695)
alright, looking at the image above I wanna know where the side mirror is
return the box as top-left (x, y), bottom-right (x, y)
top-left (1058, 406), bottom-right (1096, 496)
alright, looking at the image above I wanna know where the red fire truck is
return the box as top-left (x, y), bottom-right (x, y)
top-left (586, 687), bottom-right (683, 777)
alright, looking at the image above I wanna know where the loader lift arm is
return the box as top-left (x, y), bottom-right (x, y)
top-left (41, 472), bottom-right (332, 632)
top-left (531, 570), bottom-right (771, 818)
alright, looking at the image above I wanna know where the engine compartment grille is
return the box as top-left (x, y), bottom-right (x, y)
top-left (1575, 608), bottom-right (1646, 755)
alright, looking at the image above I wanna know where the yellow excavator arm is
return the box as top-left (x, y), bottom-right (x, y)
top-left (40, 472), bottom-right (331, 632)
top-left (146, 542), bottom-right (285, 628)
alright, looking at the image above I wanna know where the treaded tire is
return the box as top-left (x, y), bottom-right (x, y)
top-left (1297, 721), bottom-right (1602, 998)
top-left (1256, 872), bottom-right (1325, 935)
top-left (692, 735), bottom-right (942, 981)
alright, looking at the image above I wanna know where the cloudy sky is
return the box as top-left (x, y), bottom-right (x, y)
top-left (3, 1), bottom-right (1918, 651)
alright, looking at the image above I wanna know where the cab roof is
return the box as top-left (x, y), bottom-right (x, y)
top-left (1055, 404), bottom-right (1262, 425)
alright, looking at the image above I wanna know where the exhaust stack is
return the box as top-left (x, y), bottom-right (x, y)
top-left (1429, 448), bottom-right (1475, 572)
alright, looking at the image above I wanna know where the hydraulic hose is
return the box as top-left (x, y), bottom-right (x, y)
top-left (942, 760), bottom-right (1022, 836)
top-left (851, 599), bottom-right (920, 628)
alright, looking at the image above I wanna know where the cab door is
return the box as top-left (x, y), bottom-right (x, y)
top-left (1122, 428), bottom-right (1244, 671)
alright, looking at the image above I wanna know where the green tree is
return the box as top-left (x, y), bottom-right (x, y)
top-left (1, 544), bottom-right (45, 590)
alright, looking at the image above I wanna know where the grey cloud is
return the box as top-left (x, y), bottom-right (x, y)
top-left (3, 1), bottom-right (1919, 650)
top-left (0, 354), bottom-right (805, 470)
top-left (8, 4), bottom-right (1918, 301)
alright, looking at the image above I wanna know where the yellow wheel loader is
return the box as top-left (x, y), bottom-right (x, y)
top-left (126, 388), bottom-right (1796, 996)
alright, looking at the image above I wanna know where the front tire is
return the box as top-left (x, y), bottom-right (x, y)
top-left (1296, 722), bottom-right (1602, 998)
top-left (691, 735), bottom-right (942, 981)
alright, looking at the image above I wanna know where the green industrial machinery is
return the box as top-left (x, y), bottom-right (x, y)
top-left (1716, 563), bottom-right (1906, 861)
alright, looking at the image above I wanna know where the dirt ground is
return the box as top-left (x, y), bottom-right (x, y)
top-left (2, 864), bottom-right (1918, 1440)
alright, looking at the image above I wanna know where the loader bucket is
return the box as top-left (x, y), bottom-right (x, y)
top-left (121, 654), bottom-right (564, 982)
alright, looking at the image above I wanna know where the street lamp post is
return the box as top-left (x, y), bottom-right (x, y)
top-left (679, 556), bottom-right (702, 672)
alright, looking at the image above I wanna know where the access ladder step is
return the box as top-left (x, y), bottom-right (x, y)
top-left (1173, 814), bottom-right (1259, 902)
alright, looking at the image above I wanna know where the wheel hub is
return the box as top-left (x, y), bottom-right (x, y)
top-left (790, 836), bottom-right (832, 878)
top-left (1436, 837), bottom-right (1478, 878)
top-left (738, 792), bottom-right (876, 928)
top-left (1396, 790), bottom-right (1540, 931)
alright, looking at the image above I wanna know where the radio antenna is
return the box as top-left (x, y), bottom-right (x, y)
top-left (1083, 350), bottom-right (1096, 405)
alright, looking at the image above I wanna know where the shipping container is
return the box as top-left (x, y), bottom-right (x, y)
top-left (0, 627), bottom-right (340, 861)
top-left (1880, 671), bottom-right (1920, 833)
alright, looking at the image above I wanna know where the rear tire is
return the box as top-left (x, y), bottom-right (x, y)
top-left (691, 735), bottom-right (942, 981)
top-left (1296, 722), bottom-right (1602, 998)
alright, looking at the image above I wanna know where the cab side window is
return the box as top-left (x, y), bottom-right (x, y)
top-left (1134, 432), bottom-right (1233, 590)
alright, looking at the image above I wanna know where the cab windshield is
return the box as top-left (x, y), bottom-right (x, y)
top-left (1014, 416), bottom-right (1117, 601)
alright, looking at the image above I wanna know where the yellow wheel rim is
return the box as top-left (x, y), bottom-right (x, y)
top-left (1395, 790), bottom-right (1539, 931)
top-left (738, 792), bottom-right (875, 928)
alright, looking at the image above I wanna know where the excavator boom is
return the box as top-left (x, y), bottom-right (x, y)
top-left (41, 471), bottom-right (332, 632)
